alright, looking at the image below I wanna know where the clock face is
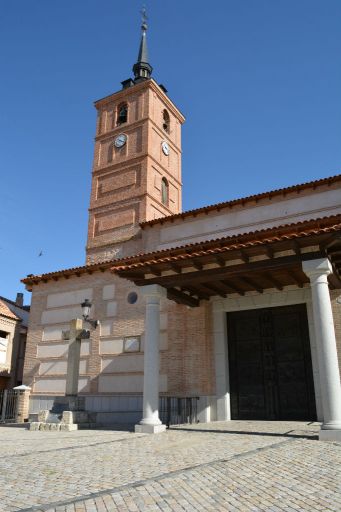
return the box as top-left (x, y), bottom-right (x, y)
top-left (161, 141), bottom-right (170, 156)
top-left (114, 134), bottom-right (127, 148)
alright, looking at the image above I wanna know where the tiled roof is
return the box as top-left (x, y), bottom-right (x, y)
top-left (0, 300), bottom-right (20, 320)
top-left (0, 296), bottom-right (29, 312)
top-left (21, 260), bottom-right (115, 286)
top-left (111, 215), bottom-right (341, 272)
top-left (141, 174), bottom-right (341, 228)
top-left (21, 214), bottom-right (341, 287)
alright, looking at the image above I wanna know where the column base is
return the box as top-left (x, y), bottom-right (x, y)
top-left (319, 429), bottom-right (341, 442)
top-left (135, 423), bottom-right (166, 434)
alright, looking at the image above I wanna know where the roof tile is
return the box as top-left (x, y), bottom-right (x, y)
top-left (0, 300), bottom-right (20, 320)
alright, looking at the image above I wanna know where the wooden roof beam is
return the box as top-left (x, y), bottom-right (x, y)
top-left (203, 283), bottom-right (227, 298)
top-left (214, 256), bottom-right (226, 267)
top-left (286, 270), bottom-right (305, 288)
top-left (293, 240), bottom-right (301, 256)
top-left (193, 284), bottom-right (217, 297)
top-left (328, 272), bottom-right (341, 289)
top-left (264, 246), bottom-right (274, 259)
top-left (329, 251), bottom-right (341, 261)
top-left (167, 288), bottom-right (200, 308)
top-left (260, 273), bottom-right (283, 291)
top-left (220, 279), bottom-right (245, 296)
top-left (170, 263), bottom-right (182, 274)
top-left (239, 250), bottom-right (249, 263)
top-left (132, 253), bottom-right (322, 288)
top-left (117, 271), bottom-right (145, 280)
top-left (145, 266), bottom-right (161, 277)
top-left (320, 234), bottom-right (341, 251)
top-left (183, 286), bottom-right (210, 301)
top-left (329, 254), bottom-right (341, 265)
top-left (186, 258), bottom-right (203, 270)
top-left (239, 276), bottom-right (264, 294)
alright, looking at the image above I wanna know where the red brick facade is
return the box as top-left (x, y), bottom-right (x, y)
top-left (86, 80), bottom-right (184, 265)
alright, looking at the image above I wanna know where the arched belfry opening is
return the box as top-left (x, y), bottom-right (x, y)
top-left (163, 110), bottom-right (170, 133)
top-left (117, 103), bottom-right (128, 125)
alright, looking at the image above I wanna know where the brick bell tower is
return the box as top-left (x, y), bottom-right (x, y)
top-left (86, 15), bottom-right (185, 264)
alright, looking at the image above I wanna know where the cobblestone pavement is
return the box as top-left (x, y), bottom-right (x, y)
top-left (0, 421), bottom-right (340, 511)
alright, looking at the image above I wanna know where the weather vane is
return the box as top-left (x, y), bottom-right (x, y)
top-left (141, 5), bottom-right (148, 30)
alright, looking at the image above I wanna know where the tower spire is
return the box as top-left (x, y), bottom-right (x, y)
top-left (133, 7), bottom-right (153, 83)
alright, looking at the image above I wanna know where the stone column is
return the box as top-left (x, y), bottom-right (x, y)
top-left (65, 318), bottom-right (83, 397)
top-left (135, 285), bottom-right (166, 434)
top-left (212, 300), bottom-right (230, 421)
top-left (303, 258), bottom-right (341, 441)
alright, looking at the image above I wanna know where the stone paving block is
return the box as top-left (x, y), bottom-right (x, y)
top-left (0, 421), bottom-right (340, 511)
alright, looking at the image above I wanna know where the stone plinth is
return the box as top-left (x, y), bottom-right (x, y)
top-left (29, 422), bottom-right (78, 431)
top-left (135, 424), bottom-right (166, 434)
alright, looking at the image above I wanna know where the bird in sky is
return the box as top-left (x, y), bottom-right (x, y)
top-left (38, 250), bottom-right (43, 257)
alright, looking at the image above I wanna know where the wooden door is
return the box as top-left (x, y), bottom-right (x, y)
top-left (227, 304), bottom-right (316, 420)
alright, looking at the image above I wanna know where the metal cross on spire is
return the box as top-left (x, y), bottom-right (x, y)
top-left (133, 5), bottom-right (153, 82)
top-left (141, 5), bottom-right (148, 30)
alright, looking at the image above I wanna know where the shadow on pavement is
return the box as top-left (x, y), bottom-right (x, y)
top-left (169, 426), bottom-right (318, 440)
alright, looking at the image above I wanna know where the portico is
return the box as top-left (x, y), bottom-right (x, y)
top-left (112, 215), bottom-right (341, 439)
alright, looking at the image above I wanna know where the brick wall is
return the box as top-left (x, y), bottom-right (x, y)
top-left (24, 269), bottom-right (215, 398)
top-left (86, 80), bottom-right (184, 265)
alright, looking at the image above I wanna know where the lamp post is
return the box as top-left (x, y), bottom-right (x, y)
top-left (81, 299), bottom-right (100, 329)
top-left (65, 300), bottom-right (98, 401)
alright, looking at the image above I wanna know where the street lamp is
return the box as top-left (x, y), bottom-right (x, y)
top-left (81, 299), bottom-right (99, 329)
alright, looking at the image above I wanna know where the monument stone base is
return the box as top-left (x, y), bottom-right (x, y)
top-left (29, 396), bottom-right (90, 432)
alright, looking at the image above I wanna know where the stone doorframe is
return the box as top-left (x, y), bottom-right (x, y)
top-left (211, 286), bottom-right (324, 422)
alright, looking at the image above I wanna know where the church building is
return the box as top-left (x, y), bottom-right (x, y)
top-left (22, 20), bottom-right (341, 440)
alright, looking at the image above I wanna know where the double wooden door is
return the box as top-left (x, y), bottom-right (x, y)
top-left (227, 304), bottom-right (316, 420)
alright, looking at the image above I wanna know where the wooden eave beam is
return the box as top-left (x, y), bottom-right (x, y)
top-left (214, 256), bottom-right (226, 267)
top-left (202, 283), bottom-right (227, 298)
top-left (116, 271), bottom-right (145, 280)
top-left (132, 253), bottom-right (322, 288)
top-left (264, 246), bottom-right (274, 259)
top-left (169, 263), bottom-right (182, 273)
top-left (328, 272), bottom-right (341, 289)
top-left (293, 240), bottom-right (301, 256)
top-left (188, 259), bottom-right (203, 270)
top-left (330, 255), bottom-right (341, 265)
top-left (183, 286), bottom-right (210, 301)
top-left (191, 283), bottom-right (215, 298)
top-left (286, 270), bottom-right (305, 288)
top-left (239, 276), bottom-right (264, 294)
top-left (145, 266), bottom-right (161, 277)
top-left (260, 273), bottom-right (283, 291)
top-left (239, 250), bottom-right (249, 263)
top-left (167, 288), bottom-right (200, 308)
top-left (319, 234), bottom-right (341, 251)
top-left (220, 280), bottom-right (245, 296)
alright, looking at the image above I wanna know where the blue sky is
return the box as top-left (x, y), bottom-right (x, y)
top-left (1, 0), bottom-right (340, 303)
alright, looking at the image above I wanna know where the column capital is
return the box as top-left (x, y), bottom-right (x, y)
top-left (302, 258), bottom-right (332, 279)
top-left (141, 284), bottom-right (167, 299)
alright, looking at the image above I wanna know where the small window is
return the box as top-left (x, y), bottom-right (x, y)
top-left (117, 103), bottom-right (128, 125)
top-left (161, 177), bottom-right (169, 206)
top-left (127, 291), bottom-right (138, 304)
top-left (162, 109), bottom-right (170, 133)
top-left (124, 336), bottom-right (140, 352)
